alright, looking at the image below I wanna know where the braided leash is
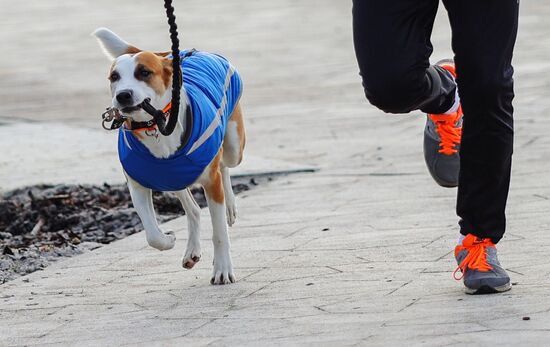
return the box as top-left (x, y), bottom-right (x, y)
top-left (156, 0), bottom-right (182, 136)
top-left (139, 0), bottom-right (182, 136)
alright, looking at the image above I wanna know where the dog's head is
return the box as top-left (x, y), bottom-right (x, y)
top-left (93, 28), bottom-right (173, 121)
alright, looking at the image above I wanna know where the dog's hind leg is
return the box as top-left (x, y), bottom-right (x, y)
top-left (201, 152), bottom-right (235, 285)
top-left (221, 102), bottom-right (245, 226)
top-left (221, 165), bottom-right (237, 227)
top-left (222, 102), bottom-right (245, 169)
top-left (126, 176), bottom-right (176, 251)
top-left (175, 189), bottom-right (202, 269)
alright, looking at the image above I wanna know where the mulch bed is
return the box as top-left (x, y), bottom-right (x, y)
top-left (0, 179), bottom-right (259, 284)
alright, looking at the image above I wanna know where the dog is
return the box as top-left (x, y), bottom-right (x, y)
top-left (93, 28), bottom-right (245, 285)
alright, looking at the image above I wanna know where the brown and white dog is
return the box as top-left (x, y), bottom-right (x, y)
top-left (93, 28), bottom-right (245, 285)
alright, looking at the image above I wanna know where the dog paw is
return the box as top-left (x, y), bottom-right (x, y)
top-left (211, 254), bottom-right (235, 285)
top-left (147, 230), bottom-right (176, 251)
top-left (182, 247), bottom-right (202, 269)
top-left (226, 203), bottom-right (237, 227)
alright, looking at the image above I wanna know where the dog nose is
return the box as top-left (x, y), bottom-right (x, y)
top-left (116, 90), bottom-right (133, 106)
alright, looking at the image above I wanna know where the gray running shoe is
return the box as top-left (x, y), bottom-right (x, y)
top-left (424, 60), bottom-right (462, 188)
top-left (454, 234), bottom-right (511, 295)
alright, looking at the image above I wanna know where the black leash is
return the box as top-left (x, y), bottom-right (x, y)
top-left (139, 0), bottom-right (181, 136)
top-left (102, 0), bottom-right (193, 143)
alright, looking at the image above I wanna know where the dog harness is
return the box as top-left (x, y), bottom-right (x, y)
top-left (118, 50), bottom-right (242, 191)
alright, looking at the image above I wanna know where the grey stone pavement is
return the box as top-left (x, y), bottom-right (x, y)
top-left (1, 0), bottom-right (550, 346)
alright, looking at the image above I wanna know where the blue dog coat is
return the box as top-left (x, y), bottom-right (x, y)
top-left (118, 50), bottom-right (242, 191)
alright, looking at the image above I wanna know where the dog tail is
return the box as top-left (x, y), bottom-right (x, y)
top-left (92, 28), bottom-right (140, 60)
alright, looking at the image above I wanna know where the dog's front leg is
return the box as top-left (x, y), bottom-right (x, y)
top-left (175, 189), bottom-right (202, 269)
top-left (202, 167), bottom-right (235, 285)
top-left (127, 176), bottom-right (176, 251)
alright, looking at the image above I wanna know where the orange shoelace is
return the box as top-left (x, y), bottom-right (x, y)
top-left (428, 108), bottom-right (463, 155)
top-left (453, 234), bottom-right (495, 280)
top-left (428, 62), bottom-right (462, 156)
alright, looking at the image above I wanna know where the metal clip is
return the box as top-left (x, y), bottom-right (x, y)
top-left (101, 107), bottom-right (124, 130)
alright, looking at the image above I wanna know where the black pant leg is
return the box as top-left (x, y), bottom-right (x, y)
top-left (443, 0), bottom-right (519, 243)
top-left (352, 0), bottom-right (456, 114)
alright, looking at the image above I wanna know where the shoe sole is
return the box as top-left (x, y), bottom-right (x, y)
top-left (465, 282), bottom-right (512, 295)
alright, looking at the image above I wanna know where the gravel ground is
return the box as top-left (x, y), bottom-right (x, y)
top-left (0, 177), bottom-right (262, 284)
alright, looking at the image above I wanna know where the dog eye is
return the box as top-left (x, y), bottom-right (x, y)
top-left (109, 72), bottom-right (120, 82)
top-left (139, 69), bottom-right (151, 78)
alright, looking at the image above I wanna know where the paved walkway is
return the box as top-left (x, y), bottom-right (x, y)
top-left (1, 1), bottom-right (550, 346)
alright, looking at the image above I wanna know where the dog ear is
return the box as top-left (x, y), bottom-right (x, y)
top-left (92, 28), bottom-right (141, 60)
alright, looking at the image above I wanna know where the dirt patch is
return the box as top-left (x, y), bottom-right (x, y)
top-left (0, 177), bottom-right (264, 284)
